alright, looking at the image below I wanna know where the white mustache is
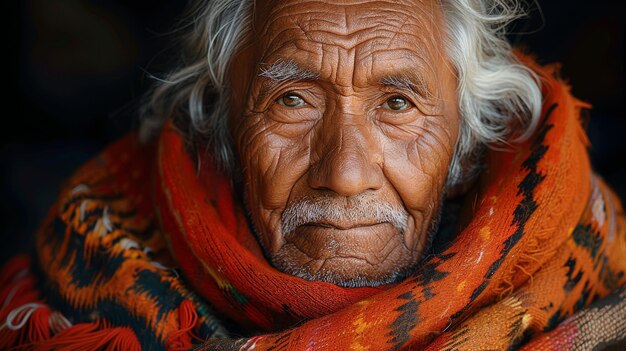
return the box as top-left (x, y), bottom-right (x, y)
top-left (280, 195), bottom-right (409, 236)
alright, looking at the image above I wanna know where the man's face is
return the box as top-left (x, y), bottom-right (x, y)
top-left (229, 0), bottom-right (459, 287)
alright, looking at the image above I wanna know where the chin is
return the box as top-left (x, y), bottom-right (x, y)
top-left (267, 198), bottom-right (446, 288)
top-left (271, 253), bottom-right (421, 288)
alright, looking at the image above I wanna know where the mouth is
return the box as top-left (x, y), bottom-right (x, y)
top-left (279, 196), bottom-right (410, 238)
top-left (301, 221), bottom-right (387, 231)
top-left (274, 218), bottom-right (418, 287)
top-left (290, 222), bottom-right (399, 244)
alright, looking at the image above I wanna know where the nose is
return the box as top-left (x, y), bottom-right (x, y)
top-left (308, 118), bottom-right (383, 197)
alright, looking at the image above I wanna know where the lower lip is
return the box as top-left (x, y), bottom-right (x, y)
top-left (286, 222), bottom-right (400, 252)
top-left (302, 223), bottom-right (388, 232)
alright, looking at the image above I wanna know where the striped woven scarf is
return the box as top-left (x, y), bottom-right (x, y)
top-left (1, 59), bottom-right (625, 350)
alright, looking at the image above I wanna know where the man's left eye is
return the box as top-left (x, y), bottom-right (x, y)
top-left (382, 96), bottom-right (411, 111)
top-left (277, 93), bottom-right (306, 107)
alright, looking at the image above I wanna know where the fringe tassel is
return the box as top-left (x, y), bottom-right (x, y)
top-left (0, 304), bottom-right (53, 350)
top-left (1, 256), bottom-right (141, 351)
top-left (167, 299), bottom-right (201, 350)
top-left (35, 321), bottom-right (141, 351)
top-left (0, 255), bottom-right (53, 350)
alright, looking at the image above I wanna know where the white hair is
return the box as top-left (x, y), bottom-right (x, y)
top-left (140, 0), bottom-right (542, 186)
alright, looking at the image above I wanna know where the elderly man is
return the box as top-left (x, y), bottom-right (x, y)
top-left (1, 0), bottom-right (625, 350)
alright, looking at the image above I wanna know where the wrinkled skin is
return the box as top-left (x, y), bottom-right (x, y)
top-left (228, 0), bottom-right (460, 287)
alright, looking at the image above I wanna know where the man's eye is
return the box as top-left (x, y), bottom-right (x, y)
top-left (277, 93), bottom-right (306, 107)
top-left (382, 96), bottom-right (411, 111)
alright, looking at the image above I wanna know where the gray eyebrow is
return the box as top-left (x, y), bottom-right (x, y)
top-left (381, 74), bottom-right (432, 98)
top-left (259, 60), bottom-right (320, 82)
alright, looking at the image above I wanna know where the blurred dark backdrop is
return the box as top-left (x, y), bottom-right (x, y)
top-left (3, 1), bottom-right (625, 260)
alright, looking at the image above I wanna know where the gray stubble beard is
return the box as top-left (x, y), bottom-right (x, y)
top-left (270, 193), bottom-right (445, 288)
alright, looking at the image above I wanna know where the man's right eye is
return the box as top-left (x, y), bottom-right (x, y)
top-left (277, 93), bottom-right (306, 107)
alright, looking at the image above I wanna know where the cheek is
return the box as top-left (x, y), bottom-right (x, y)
top-left (382, 116), bottom-right (457, 212)
top-left (235, 112), bottom-right (313, 247)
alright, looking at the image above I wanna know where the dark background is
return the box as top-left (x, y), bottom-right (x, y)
top-left (3, 1), bottom-right (625, 259)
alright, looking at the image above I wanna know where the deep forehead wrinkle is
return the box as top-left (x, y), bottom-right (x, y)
top-left (252, 0), bottom-right (447, 91)
top-left (256, 1), bottom-right (435, 51)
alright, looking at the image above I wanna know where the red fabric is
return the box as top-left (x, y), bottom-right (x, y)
top-left (153, 56), bottom-right (626, 350)
top-left (1, 55), bottom-right (624, 351)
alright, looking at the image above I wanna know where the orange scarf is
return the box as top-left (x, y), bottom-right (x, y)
top-left (1, 57), bottom-right (625, 350)
top-left (154, 57), bottom-right (626, 349)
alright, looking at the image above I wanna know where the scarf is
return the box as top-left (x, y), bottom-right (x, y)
top-left (1, 58), bottom-right (625, 351)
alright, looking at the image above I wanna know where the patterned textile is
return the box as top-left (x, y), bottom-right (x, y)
top-left (520, 285), bottom-right (626, 350)
top-left (1, 58), bottom-right (625, 350)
